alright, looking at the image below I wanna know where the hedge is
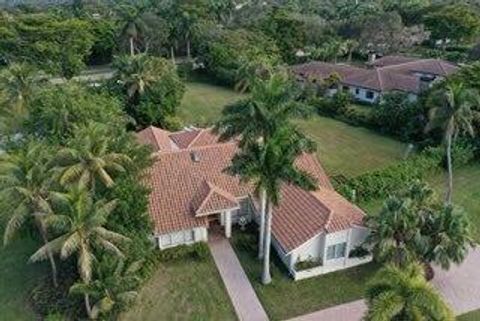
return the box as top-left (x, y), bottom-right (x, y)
top-left (332, 148), bottom-right (443, 202)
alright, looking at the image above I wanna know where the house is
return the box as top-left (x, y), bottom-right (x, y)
top-left (292, 55), bottom-right (458, 103)
top-left (137, 126), bottom-right (372, 280)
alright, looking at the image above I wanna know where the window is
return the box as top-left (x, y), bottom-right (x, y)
top-left (184, 230), bottom-right (194, 242)
top-left (326, 242), bottom-right (347, 260)
top-left (343, 86), bottom-right (349, 91)
top-left (161, 230), bottom-right (194, 247)
top-left (366, 91), bottom-right (375, 99)
top-left (355, 88), bottom-right (360, 95)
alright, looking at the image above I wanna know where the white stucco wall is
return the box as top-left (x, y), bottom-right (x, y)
top-left (156, 227), bottom-right (207, 249)
top-left (347, 86), bottom-right (380, 103)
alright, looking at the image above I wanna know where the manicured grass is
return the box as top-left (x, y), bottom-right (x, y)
top-left (179, 81), bottom-right (406, 177)
top-left (0, 234), bottom-right (46, 321)
top-left (179, 81), bottom-right (246, 126)
top-left (119, 251), bottom-right (237, 321)
top-left (231, 231), bottom-right (378, 321)
top-left (428, 165), bottom-right (480, 242)
top-left (458, 309), bottom-right (480, 321)
top-left (295, 116), bottom-right (406, 177)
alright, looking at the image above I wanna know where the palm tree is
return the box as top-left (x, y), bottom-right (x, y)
top-left (365, 263), bottom-right (454, 321)
top-left (112, 54), bottom-right (157, 103)
top-left (216, 70), bottom-right (313, 260)
top-left (69, 258), bottom-right (142, 320)
top-left (0, 63), bottom-right (39, 132)
top-left (227, 127), bottom-right (317, 284)
top-left (426, 81), bottom-right (479, 204)
top-left (0, 142), bottom-right (59, 287)
top-left (55, 123), bottom-right (132, 192)
top-left (116, 3), bottom-right (149, 56)
top-left (30, 188), bottom-right (129, 319)
top-left (365, 196), bottom-right (420, 267)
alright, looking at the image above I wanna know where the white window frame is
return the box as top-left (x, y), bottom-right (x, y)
top-left (326, 242), bottom-right (347, 260)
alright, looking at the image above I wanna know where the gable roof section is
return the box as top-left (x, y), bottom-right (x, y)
top-left (136, 126), bottom-right (177, 152)
top-left (191, 180), bottom-right (240, 217)
top-left (291, 62), bottom-right (367, 81)
top-left (372, 55), bottom-right (418, 67)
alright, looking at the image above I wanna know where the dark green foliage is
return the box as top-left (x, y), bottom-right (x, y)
top-left (425, 4), bottom-right (480, 46)
top-left (261, 8), bottom-right (307, 63)
top-left (348, 246), bottom-right (370, 259)
top-left (157, 243), bottom-right (210, 262)
top-left (371, 92), bottom-right (426, 141)
top-left (196, 27), bottom-right (281, 86)
top-left (295, 257), bottom-right (323, 271)
top-left (0, 12), bottom-right (94, 78)
top-left (87, 17), bottom-right (117, 65)
top-left (333, 149), bottom-right (443, 202)
top-left (25, 83), bottom-right (126, 143)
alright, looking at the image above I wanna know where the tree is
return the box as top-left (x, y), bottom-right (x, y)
top-left (0, 63), bottom-right (40, 134)
top-left (426, 81), bottom-right (479, 204)
top-left (0, 141), bottom-right (59, 287)
top-left (227, 127), bottom-right (317, 284)
top-left (0, 12), bottom-right (94, 78)
top-left (216, 70), bottom-right (312, 260)
top-left (30, 188), bottom-right (129, 319)
top-left (25, 82), bottom-right (126, 142)
top-left (425, 4), bottom-right (480, 48)
top-left (112, 54), bottom-right (185, 129)
top-left (116, 1), bottom-right (169, 56)
top-left (365, 196), bottom-right (420, 267)
top-left (365, 263), bottom-right (454, 321)
top-left (54, 123), bottom-right (132, 193)
top-left (69, 258), bottom-right (142, 319)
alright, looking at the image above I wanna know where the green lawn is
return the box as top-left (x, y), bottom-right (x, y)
top-left (458, 309), bottom-right (480, 321)
top-left (179, 81), bottom-right (406, 177)
top-left (295, 116), bottom-right (406, 177)
top-left (179, 81), bottom-right (246, 126)
top-left (231, 230), bottom-right (378, 321)
top-left (0, 234), bottom-right (46, 321)
top-left (119, 252), bottom-right (237, 321)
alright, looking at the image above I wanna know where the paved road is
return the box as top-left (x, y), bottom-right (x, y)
top-left (287, 248), bottom-right (480, 321)
top-left (209, 238), bottom-right (269, 321)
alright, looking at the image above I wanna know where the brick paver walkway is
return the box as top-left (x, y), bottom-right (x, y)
top-left (209, 238), bottom-right (269, 321)
top-left (287, 248), bottom-right (480, 321)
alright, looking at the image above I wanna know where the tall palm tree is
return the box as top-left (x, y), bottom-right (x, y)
top-left (227, 127), bottom-right (317, 284)
top-left (69, 258), bottom-right (142, 320)
top-left (30, 188), bottom-right (129, 319)
top-left (216, 70), bottom-right (313, 260)
top-left (55, 123), bottom-right (132, 192)
top-left (116, 3), bottom-right (149, 56)
top-left (365, 263), bottom-right (454, 321)
top-left (0, 141), bottom-right (59, 287)
top-left (426, 81), bottom-right (479, 204)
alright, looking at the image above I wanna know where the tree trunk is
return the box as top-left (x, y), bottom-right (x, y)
top-left (445, 134), bottom-right (453, 204)
top-left (186, 38), bottom-right (191, 60)
top-left (170, 46), bottom-right (176, 65)
top-left (348, 50), bottom-right (353, 63)
top-left (258, 188), bottom-right (266, 260)
top-left (129, 37), bottom-right (135, 56)
top-left (261, 201), bottom-right (273, 285)
top-left (36, 217), bottom-right (58, 288)
top-left (85, 293), bottom-right (93, 319)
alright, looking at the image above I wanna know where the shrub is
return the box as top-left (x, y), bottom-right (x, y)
top-left (158, 242), bottom-right (210, 262)
top-left (349, 246), bottom-right (370, 259)
top-left (295, 256), bottom-right (323, 271)
top-left (333, 148), bottom-right (443, 202)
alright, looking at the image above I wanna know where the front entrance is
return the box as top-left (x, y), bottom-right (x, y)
top-left (207, 211), bottom-right (233, 240)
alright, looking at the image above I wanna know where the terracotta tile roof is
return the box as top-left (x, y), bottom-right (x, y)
top-left (136, 126), bottom-right (177, 152)
top-left (292, 57), bottom-right (458, 94)
top-left (142, 128), bottom-right (366, 252)
top-left (191, 180), bottom-right (240, 217)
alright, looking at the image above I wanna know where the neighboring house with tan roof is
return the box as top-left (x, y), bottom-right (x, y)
top-left (137, 126), bottom-right (372, 280)
top-left (292, 55), bottom-right (458, 104)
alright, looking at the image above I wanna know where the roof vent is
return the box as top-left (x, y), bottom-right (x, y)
top-left (190, 151), bottom-right (200, 162)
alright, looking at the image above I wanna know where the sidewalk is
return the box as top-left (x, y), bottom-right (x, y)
top-left (209, 238), bottom-right (269, 321)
